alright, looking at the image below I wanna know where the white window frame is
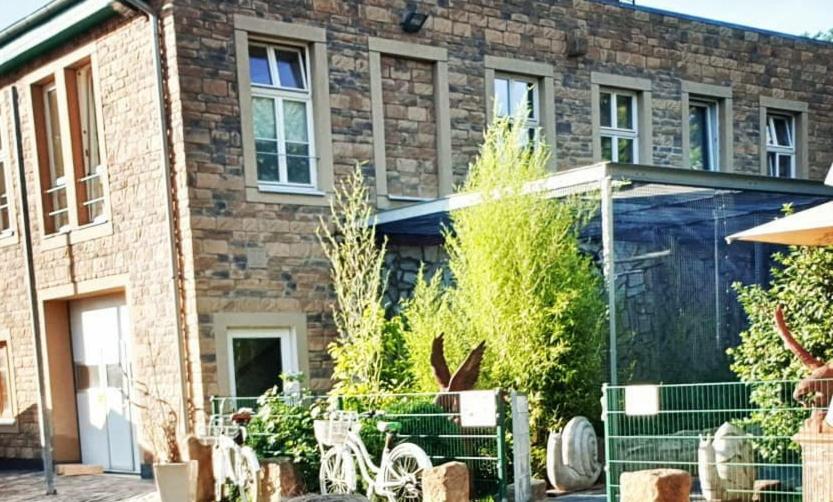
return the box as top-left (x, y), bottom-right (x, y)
top-left (42, 82), bottom-right (70, 233)
top-left (688, 98), bottom-right (720, 172)
top-left (226, 328), bottom-right (300, 397)
top-left (766, 112), bottom-right (796, 178)
top-left (0, 120), bottom-right (11, 238)
top-left (493, 73), bottom-right (540, 142)
top-left (599, 88), bottom-right (639, 163)
top-left (0, 330), bottom-right (18, 429)
top-left (249, 41), bottom-right (318, 191)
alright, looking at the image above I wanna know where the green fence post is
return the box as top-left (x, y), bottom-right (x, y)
top-left (602, 384), bottom-right (614, 502)
top-left (495, 389), bottom-right (508, 502)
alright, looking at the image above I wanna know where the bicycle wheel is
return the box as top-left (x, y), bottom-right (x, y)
top-left (381, 443), bottom-right (432, 502)
top-left (237, 447), bottom-right (260, 502)
top-left (320, 446), bottom-right (357, 494)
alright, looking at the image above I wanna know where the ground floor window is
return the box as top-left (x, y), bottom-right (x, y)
top-left (0, 340), bottom-right (13, 421)
top-left (228, 328), bottom-right (298, 397)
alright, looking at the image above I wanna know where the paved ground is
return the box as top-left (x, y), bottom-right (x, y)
top-left (0, 469), bottom-right (607, 501)
top-left (0, 470), bottom-right (157, 502)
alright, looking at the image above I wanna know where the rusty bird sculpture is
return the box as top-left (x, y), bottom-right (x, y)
top-left (774, 305), bottom-right (833, 432)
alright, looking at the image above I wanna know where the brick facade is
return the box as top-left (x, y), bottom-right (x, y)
top-left (1, 0), bottom-right (833, 465)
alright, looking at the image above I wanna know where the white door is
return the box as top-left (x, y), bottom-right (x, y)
top-left (70, 295), bottom-right (138, 473)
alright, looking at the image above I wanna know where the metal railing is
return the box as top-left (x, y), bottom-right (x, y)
top-left (209, 390), bottom-right (513, 501)
top-left (603, 379), bottom-right (833, 501)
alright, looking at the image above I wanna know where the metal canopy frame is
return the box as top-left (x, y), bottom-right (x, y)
top-left (371, 162), bottom-right (833, 385)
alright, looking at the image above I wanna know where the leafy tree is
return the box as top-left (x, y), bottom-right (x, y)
top-left (317, 165), bottom-right (412, 394)
top-left (804, 28), bottom-right (833, 41)
top-left (728, 241), bottom-right (833, 458)
top-left (401, 115), bottom-right (607, 471)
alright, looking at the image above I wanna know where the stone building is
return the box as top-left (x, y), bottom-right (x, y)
top-left (0, 0), bottom-right (831, 473)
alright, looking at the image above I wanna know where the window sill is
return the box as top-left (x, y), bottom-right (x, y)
top-left (0, 418), bottom-right (18, 434)
top-left (246, 186), bottom-right (331, 206)
top-left (0, 230), bottom-right (17, 248)
top-left (41, 220), bottom-right (113, 251)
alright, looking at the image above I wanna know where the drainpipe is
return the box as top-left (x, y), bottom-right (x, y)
top-left (11, 86), bottom-right (56, 495)
top-left (117, 0), bottom-right (193, 436)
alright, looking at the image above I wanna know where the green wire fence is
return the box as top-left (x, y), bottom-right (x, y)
top-left (603, 379), bottom-right (833, 501)
top-left (209, 390), bottom-right (512, 501)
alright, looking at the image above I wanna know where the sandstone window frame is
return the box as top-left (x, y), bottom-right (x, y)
top-left (759, 96), bottom-right (808, 179)
top-left (235, 15), bottom-right (334, 206)
top-left (591, 72), bottom-right (653, 164)
top-left (368, 37), bottom-right (452, 208)
top-left (484, 55), bottom-right (556, 169)
top-left (212, 312), bottom-right (310, 397)
top-left (227, 327), bottom-right (300, 397)
top-left (0, 329), bottom-right (19, 433)
top-left (681, 81), bottom-right (733, 172)
top-left (24, 44), bottom-right (112, 250)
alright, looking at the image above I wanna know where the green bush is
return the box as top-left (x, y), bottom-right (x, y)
top-left (400, 115), bottom-right (607, 475)
top-left (246, 383), bottom-right (325, 491)
top-left (728, 242), bottom-right (833, 459)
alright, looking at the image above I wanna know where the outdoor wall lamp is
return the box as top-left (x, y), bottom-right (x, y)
top-left (400, 7), bottom-right (429, 33)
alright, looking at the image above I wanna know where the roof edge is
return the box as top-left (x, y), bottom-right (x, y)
top-left (591, 0), bottom-right (832, 46)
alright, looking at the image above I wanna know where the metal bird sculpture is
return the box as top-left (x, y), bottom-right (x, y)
top-left (431, 333), bottom-right (486, 415)
top-left (431, 333), bottom-right (486, 392)
top-left (774, 305), bottom-right (833, 432)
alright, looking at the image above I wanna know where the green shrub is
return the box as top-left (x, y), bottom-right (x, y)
top-left (246, 383), bottom-right (325, 491)
top-left (400, 115), bottom-right (607, 475)
top-left (728, 241), bottom-right (833, 459)
top-left (318, 165), bottom-right (413, 394)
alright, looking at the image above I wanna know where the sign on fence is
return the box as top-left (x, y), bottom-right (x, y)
top-left (460, 390), bottom-right (497, 427)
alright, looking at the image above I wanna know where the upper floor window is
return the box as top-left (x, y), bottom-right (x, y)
top-left (249, 43), bottom-right (316, 188)
top-left (766, 113), bottom-right (796, 178)
top-left (40, 82), bottom-right (70, 233)
top-left (32, 57), bottom-right (109, 237)
top-left (0, 121), bottom-right (11, 237)
top-left (493, 74), bottom-right (539, 142)
top-left (688, 99), bottom-right (719, 172)
top-left (73, 65), bottom-right (106, 225)
top-left (600, 90), bottom-right (638, 163)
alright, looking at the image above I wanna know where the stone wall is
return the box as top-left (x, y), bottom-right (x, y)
top-left (167, 0), bottom-right (833, 401)
top-left (381, 55), bottom-right (439, 199)
top-left (383, 243), bottom-right (449, 310)
top-left (0, 10), bottom-right (185, 464)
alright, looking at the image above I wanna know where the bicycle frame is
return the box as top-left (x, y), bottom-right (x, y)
top-left (341, 425), bottom-right (402, 497)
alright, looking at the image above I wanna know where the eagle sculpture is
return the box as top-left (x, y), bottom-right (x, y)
top-left (774, 305), bottom-right (833, 432)
top-left (430, 334), bottom-right (486, 414)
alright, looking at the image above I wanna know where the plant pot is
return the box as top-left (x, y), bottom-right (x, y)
top-left (154, 461), bottom-right (197, 502)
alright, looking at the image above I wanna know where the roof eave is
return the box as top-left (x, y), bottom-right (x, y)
top-left (0, 0), bottom-right (120, 76)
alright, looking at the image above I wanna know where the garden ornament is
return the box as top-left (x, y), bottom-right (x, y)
top-left (774, 306), bottom-right (833, 432)
top-left (430, 333), bottom-right (486, 392)
top-left (431, 334), bottom-right (486, 415)
top-left (697, 422), bottom-right (755, 502)
top-left (546, 416), bottom-right (602, 492)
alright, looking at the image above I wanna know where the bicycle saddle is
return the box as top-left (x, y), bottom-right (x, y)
top-left (376, 421), bottom-right (402, 433)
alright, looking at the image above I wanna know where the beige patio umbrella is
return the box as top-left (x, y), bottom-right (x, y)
top-left (726, 166), bottom-right (833, 246)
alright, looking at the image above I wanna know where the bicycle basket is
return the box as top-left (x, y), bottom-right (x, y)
top-left (313, 411), bottom-right (357, 447)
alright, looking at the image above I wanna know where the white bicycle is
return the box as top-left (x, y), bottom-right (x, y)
top-left (208, 408), bottom-right (260, 502)
top-left (315, 410), bottom-right (432, 501)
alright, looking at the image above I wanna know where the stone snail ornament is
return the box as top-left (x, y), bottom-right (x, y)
top-left (697, 422), bottom-right (755, 502)
top-left (546, 416), bottom-right (602, 492)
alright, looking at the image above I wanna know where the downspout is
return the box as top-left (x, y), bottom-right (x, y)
top-left (11, 86), bottom-right (56, 495)
top-left (117, 0), bottom-right (193, 434)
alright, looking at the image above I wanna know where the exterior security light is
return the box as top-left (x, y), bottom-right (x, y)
top-left (400, 8), bottom-right (428, 33)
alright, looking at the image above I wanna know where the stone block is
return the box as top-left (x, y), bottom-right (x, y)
top-left (185, 435), bottom-right (214, 502)
top-left (259, 457), bottom-right (306, 501)
top-left (422, 461), bottom-right (469, 502)
top-left (507, 478), bottom-right (547, 501)
top-left (620, 469), bottom-right (691, 502)
top-left (55, 464), bottom-right (103, 476)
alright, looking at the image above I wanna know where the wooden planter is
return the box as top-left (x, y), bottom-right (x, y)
top-left (793, 431), bottom-right (833, 502)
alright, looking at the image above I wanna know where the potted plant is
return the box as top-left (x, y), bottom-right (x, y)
top-left (135, 380), bottom-right (197, 502)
